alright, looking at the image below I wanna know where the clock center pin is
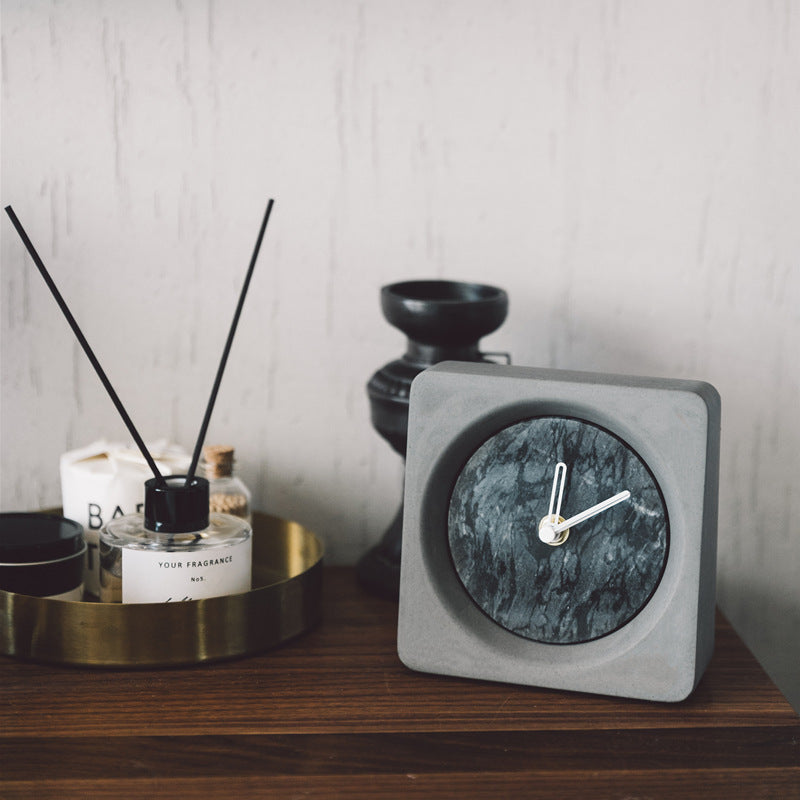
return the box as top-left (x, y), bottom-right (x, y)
top-left (538, 515), bottom-right (569, 546)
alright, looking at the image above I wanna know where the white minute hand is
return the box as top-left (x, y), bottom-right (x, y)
top-left (551, 490), bottom-right (631, 534)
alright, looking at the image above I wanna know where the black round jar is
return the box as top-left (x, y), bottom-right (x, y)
top-left (0, 513), bottom-right (86, 599)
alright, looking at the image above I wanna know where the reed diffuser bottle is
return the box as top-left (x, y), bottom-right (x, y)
top-left (99, 475), bottom-right (252, 604)
top-left (6, 199), bottom-right (274, 607)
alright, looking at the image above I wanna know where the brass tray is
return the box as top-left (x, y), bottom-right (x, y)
top-left (0, 512), bottom-right (323, 667)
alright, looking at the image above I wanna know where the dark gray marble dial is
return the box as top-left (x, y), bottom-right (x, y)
top-left (447, 416), bottom-right (668, 644)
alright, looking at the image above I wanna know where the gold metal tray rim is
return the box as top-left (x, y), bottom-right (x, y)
top-left (0, 512), bottom-right (324, 668)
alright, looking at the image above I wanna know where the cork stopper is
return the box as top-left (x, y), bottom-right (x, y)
top-left (203, 445), bottom-right (235, 479)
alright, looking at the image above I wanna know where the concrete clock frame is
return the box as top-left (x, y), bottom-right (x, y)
top-left (397, 362), bottom-right (720, 702)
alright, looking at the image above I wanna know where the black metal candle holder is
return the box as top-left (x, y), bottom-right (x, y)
top-left (356, 279), bottom-right (509, 599)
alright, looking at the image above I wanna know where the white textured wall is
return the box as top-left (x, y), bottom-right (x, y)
top-left (1, 1), bottom-right (798, 709)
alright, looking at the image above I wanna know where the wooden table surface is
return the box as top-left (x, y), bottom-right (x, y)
top-left (2, 566), bottom-right (798, 799)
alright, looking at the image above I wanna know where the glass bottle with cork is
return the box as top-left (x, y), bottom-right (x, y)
top-left (204, 445), bottom-right (252, 525)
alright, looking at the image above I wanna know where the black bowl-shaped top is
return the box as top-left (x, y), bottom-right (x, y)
top-left (381, 280), bottom-right (508, 347)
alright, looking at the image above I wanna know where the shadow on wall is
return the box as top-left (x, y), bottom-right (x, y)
top-left (717, 580), bottom-right (800, 714)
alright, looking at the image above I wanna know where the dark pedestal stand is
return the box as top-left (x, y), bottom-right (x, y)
top-left (356, 280), bottom-right (509, 599)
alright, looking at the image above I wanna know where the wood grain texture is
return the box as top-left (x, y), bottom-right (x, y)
top-left (1, 567), bottom-right (797, 798)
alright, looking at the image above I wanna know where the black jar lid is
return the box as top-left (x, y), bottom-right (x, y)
top-left (0, 513), bottom-right (85, 564)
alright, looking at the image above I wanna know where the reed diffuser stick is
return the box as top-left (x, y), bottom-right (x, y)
top-left (186, 198), bottom-right (275, 481)
top-left (4, 205), bottom-right (167, 486)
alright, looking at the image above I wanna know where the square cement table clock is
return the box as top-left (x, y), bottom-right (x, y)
top-left (397, 362), bottom-right (721, 702)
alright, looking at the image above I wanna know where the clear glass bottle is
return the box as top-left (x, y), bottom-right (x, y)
top-left (99, 475), bottom-right (251, 604)
top-left (203, 445), bottom-right (252, 525)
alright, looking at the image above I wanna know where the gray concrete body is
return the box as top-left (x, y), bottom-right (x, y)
top-left (397, 362), bottom-right (721, 702)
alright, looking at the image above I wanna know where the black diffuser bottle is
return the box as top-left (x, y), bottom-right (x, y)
top-left (356, 280), bottom-right (509, 599)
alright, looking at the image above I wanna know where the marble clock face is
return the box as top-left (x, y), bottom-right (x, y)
top-left (447, 416), bottom-right (669, 645)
